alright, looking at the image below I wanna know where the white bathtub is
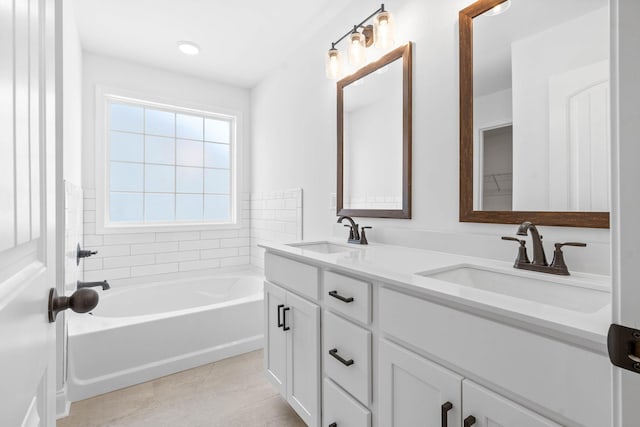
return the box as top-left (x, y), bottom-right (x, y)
top-left (67, 272), bottom-right (264, 401)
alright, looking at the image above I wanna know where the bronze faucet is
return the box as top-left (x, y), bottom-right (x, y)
top-left (502, 221), bottom-right (586, 275)
top-left (516, 221), bottom-right (547, 266)
top-left (77, 280), bottom-right (111, 290)
top-left (337, 216), bottom-right (371, 245)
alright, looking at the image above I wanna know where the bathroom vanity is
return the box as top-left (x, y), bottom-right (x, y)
top-left (261, 240), bottom-right (612, 427)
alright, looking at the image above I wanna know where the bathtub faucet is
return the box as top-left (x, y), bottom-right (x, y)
top-left (77, 280), bottom-right (111, 291)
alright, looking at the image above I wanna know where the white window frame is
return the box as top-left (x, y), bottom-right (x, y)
top-left (95, 85), bottom-right (244, 234)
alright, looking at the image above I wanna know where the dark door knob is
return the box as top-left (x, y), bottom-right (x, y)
top-left (48, 288), bottom-right (99, 322)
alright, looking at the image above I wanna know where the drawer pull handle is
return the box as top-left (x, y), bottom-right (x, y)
top-left (329, 348), bottom-right (354, 366)
top-left (463, 415), bottom-right (476, 427)
top-left (277, 304), bottom-right (284, 328)
top-left (282, 306), bottom-right (290, 331)
top-left (441, 401), bottom-right (453, 427)
top-left (328, 290), bottom-right (354, 303)
top-left (329, 424), bottom-right (337, 427)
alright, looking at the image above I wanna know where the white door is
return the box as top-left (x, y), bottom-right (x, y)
top-left (548, 60), bottom-right (610, 212)
top-left (286, 291), bottom-right (320, 427)
top-left (461, 380), bottom-right (560, 427)
top-left (264, 281), bottom-right (287, 396)
top-left (611, 0), bottom-right (640, 425)
top-left (0, 0), bottom-right (59, 426)
top-left (378, 339), bottom-right (462, 427)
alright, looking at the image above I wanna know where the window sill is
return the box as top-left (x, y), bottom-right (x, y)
top-left (96, 221), bottom-right (242, 235)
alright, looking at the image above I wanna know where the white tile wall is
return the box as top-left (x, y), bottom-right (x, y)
top-left (65, 181), bottom-right (84, 291)
top-left (83, 190), bottom-right (252, 287)
top-left (250, 189), bottom-right (303, 268)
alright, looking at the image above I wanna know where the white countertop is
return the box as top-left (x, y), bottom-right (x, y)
top-left (260, 239), bottom-right (612, 354)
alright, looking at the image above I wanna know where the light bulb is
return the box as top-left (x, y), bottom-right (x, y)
top-left (347, 31), bottom-right (366, 67)
top-left (325, 48), bottom-right (342, 79)
top-left (177, 41), bottom-right (200, 55)
top-left (374, 11), bottom-right (395, 50)
top-left (483, 0), bottom-right (511, 16)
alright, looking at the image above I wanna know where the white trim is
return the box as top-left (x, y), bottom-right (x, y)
top-left (474, 121), bottom-right (513, 211)
top-left (94, 85), bottom-right (244, 234)
top-left (55, 388), bottom-right (70, 420)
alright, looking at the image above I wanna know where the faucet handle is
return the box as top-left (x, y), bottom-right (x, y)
top-left (555, 242), bottom-right (587, 249)
top-left (550, 242), bottom-right (586, 275)
top-left (501, 236), bottom-right (523, 244)
top-left (344, 224), bottom-right (355, 239)
top-left (360, 226), bottom-right (372, 245)
top-left (501, 236), bottom-right (530, 266)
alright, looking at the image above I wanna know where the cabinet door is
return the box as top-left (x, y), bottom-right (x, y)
top-left (264, 281), bottom-right (287, 396)
top-left (286, 291), bottom-right (320, 427)
top-left (324, 378), bottom-right (371, 427)
top-left (462, 380), bottom-right (561, 427)
top-left (379, 339), bottom-right (463, 427)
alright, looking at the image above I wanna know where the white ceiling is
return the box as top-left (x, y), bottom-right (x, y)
top-left (72, 0), bottom-right (354, 88)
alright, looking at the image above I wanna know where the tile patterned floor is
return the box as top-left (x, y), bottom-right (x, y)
top-left (57, 350), bottom-right (306, 427)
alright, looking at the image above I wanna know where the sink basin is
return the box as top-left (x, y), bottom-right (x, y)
top-left (287, 241), bottom-right (358, 254)
top-left (417, 265), bottom-right (610, 313)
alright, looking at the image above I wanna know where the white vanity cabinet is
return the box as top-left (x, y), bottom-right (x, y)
top-left (462, 380), bottom-right (561, 427)
top-left (262, 247), bottom-right (611, 427)
top-left (379, 339), bottom-right (463, 427)
top-left (264, 280), bottom-right (320, 427)
top-left (378, 339), bottom-right (561, 427)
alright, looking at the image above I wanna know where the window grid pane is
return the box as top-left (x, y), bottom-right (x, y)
top-left (108, 100), bottom-right (234, 224)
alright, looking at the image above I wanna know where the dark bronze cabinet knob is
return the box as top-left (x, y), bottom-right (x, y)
top-left (48, 288), bottom-right (99, 322)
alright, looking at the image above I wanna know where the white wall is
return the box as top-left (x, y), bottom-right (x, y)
top-left (251, 0), bottom-right (611, 275)
top-left (81, 54), bottom-right (253, 286)
top-left (511, 7), bottom-right (609, 210)
top-left (473, 88), bottom-right (512, 209)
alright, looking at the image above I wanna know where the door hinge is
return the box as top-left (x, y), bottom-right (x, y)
top-left (608, 323), bottom-right (640, 374)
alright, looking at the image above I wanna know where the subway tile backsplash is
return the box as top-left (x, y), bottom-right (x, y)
top-left (250, 189), bottom-right (303, 269)
top-left (81, 188), bottom-right (302, 284)
top-left (82, 190), bottom-right (253, 286)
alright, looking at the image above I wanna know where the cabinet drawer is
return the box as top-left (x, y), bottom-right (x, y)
top-left (324, 311), bottom-right (371, 405)
top-left (379, 287), bottom-right (612, 427)
top-left (265, 253), bottom-right (318, 300)
top-left (324, 271), bottom-right (371, 324)
top-left (323, 378), bottom-right (371, 427)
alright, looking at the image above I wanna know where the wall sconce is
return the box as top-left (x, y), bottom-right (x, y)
top-left (326, 4), bottom-right (396, 79)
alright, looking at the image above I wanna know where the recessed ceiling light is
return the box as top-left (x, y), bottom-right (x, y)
top-left (177, 41), bottom-right (200, 55)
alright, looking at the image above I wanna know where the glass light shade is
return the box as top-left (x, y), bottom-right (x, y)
top-left (374, 11), bottom-right (396, 50)
top-left (325, 48), bottom-right (342, 79)
top-left (347, 31), bottom-right (366, 67)
top-left (483, 0), bottom-right (511, 16)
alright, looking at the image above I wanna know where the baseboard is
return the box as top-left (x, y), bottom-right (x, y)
top-left (56, 388), bottom-right (70, 419)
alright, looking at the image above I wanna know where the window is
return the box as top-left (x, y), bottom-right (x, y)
top-left (104, 96), bottom-right (236, 227)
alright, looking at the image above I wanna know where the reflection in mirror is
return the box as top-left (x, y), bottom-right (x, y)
top-left (459, 0), bottom-right (610, 228)
top-left (343, 60), bottom-right (403, 210)
top-left (473, 0), bottom-right (609, 212)
top-left (338, 42), bottom-right (412, 219)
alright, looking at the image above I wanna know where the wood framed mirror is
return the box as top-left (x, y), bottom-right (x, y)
top-left (337, 42), bottom-right (412, 219)
top-left (459, 0), bottom-right (610, 228)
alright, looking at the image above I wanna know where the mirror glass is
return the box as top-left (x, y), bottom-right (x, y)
top-left (338, 43), bottom-right (411, 219)
top-left (343, 59), bottom-right (403, 210)
top-left (472, 0), bottom-right (609, 212)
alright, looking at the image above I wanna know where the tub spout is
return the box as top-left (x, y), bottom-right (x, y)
top-left (77, 280), bottom-right (111, 290)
